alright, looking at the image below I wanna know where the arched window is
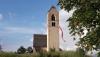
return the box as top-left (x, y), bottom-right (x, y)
top-left (51, 14), bottom-right (55, 21)
top-left (52, 22), bottom-right (55, 27)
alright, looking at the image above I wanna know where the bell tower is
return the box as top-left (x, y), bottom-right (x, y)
top-left (47, 6), bottom-right (59, 51)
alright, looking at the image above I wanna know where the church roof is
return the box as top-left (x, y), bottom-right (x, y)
top-left (48, 6), bottom-right (56, 12)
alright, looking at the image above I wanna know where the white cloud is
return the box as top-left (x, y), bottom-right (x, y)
top-left (0, 14), bottom-right (3, 21)
top-left (3, 27), bottom-right (34, 34)
top-left (28, 9), bottom-right (77, 50)
top-left (0, 26), bottom-right (46, 36)
top-left (59, 9), bottom-right (77, 50)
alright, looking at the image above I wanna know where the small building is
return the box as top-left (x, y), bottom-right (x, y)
top-left (33, 34), bottom-right (47, 52)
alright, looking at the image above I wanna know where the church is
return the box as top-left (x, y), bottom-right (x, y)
top-left (33, 6), bottom-right (59, 52)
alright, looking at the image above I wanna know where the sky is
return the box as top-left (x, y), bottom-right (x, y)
top-left (0, 0), bottom-right (77, 52)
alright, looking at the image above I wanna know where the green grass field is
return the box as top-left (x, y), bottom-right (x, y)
top-left (0, 51), bottom-right (92, 57)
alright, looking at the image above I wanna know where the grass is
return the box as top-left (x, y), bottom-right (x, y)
top-left (0, 51), bottom-right (91, 57)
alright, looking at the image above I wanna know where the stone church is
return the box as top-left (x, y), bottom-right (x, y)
top-left (33, 6), bottom-right (59, 52)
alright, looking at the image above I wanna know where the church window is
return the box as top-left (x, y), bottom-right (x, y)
top-left (52, 22), bottom-right (55, 27)
top-left (51, 14), bottom-right (55, 21)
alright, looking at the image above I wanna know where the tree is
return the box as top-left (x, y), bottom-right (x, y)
top-left (58, 0), bottom-right (100, 51)
top-left (97, 52), bottom-right (100, 57)
top-left (27, 47), bottom-right (33, 53)
top-left (0, 44), bottom-right (2, 52)
top-left (17, 46), bottom-right (26, 54)
top-left (76, 48), bottom-right (85, 55)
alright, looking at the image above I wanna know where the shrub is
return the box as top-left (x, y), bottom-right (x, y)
top-left (17, 46), bottom-right (26, 54)
top-left (98, 52), bottom-right (100, 57)
top-left (26, 47), bottom-right (33, 53)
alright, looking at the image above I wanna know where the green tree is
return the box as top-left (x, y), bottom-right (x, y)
top-left (76, 48), bottom-right (85, 56)
top-left (27, 47), bottom-right (33, 53)
top-left (58, 0), bottom-right (100, 51)
top-left (97, 52), bottom-right (100, 57)
top-left (0, 45), bottom-right (2, 52)
top-left (17, 46), bottom-right (26, 54)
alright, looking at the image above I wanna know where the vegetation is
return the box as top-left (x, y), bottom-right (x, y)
top-left (0, 52), bottom-right (34, 57)
top-left (0, 47), bottom-right (91, 57)
top-left (58, 0), bottom-right (100, 51)
top-left (0, 50), bottom-right (91, 57)
top-left (17, 46), bottom-right (26, 54)
top-left (97, 52), bottom-right (100, 57)
top-left (26, 46), bottom-right (33, 53)
top-left (17, 46), bottom-right (33, 54)
top-left (0, 45), bottom-right (2, 52)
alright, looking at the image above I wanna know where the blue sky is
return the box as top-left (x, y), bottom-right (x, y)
top-left (0, 0), bottom-right (60, 51)
top-left (0, 0), bottom-right (97, 56)
top-left (0, 0), bottom-right (79, 52)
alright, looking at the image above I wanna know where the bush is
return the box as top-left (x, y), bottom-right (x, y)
top-left (17, 46), bottom-right (26, 54)
top-left (98, 52), bottom-right (100, 57)
top-left (26, 47), bottom-right (33, 53)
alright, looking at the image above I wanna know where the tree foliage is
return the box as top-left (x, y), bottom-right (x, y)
top-left (17, 46), bottom-right (26, 54)
top-left (27, 47), bottom-right (33, 53)
top-left (59, 0), bottom-right (100, 51)
top-left (0, 45), bottom-right (2, 52)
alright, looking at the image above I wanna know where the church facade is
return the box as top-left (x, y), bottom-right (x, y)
top-left (33, 6), bottom-right (59, 52)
